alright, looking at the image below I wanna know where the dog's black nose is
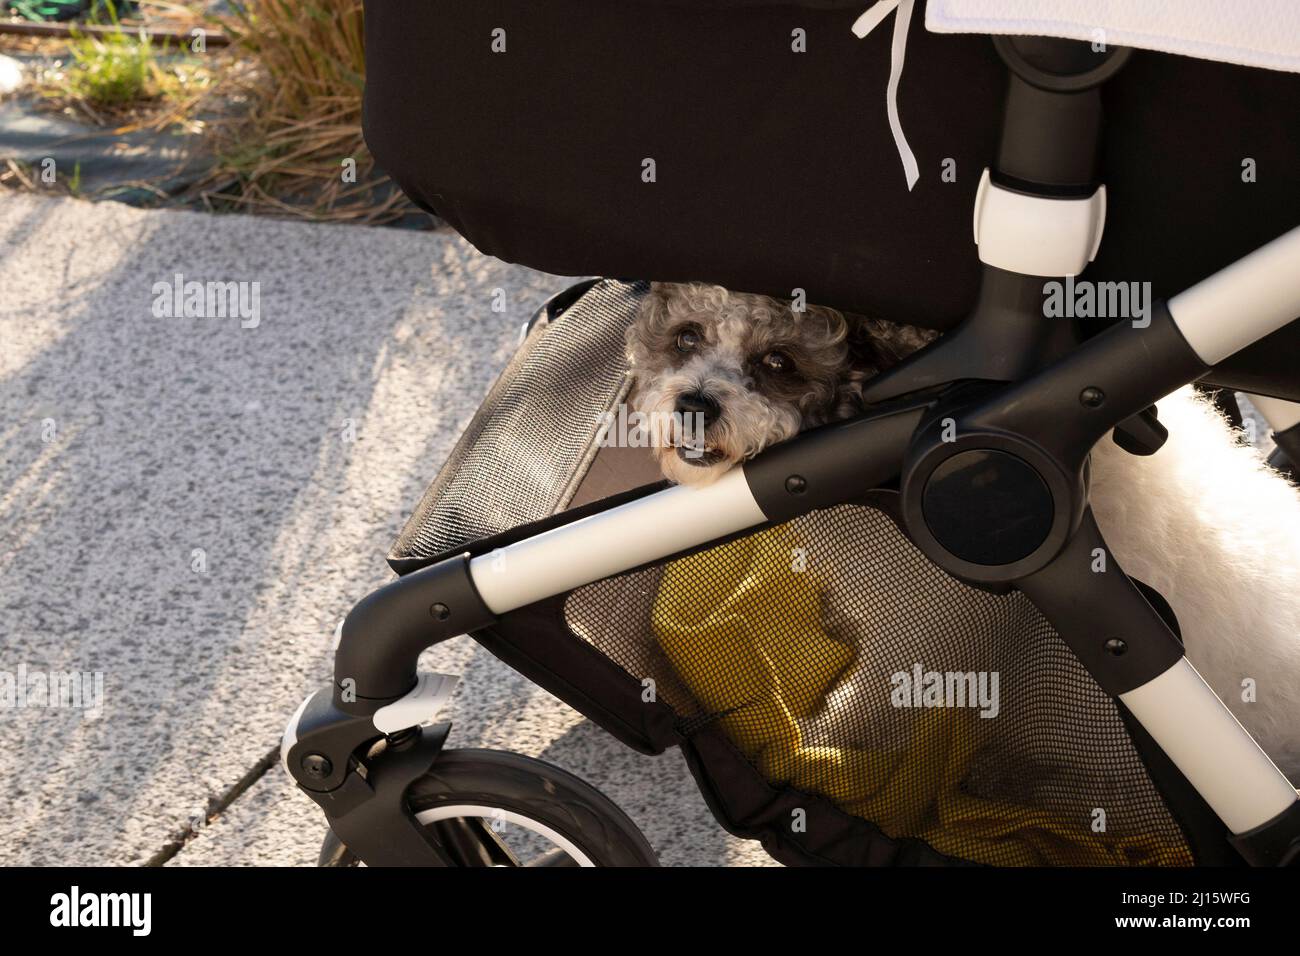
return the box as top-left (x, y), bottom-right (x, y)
top-left (675, 391), bottom-right (720, 428)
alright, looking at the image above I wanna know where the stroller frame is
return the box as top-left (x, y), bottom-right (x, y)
top-left (284, 36), bottom-right (1300, 867)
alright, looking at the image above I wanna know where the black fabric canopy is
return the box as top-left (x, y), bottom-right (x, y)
top-left (362, 0), bottom-right (1300, 397)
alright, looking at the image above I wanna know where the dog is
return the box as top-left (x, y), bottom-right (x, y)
top-left (627, 281), bottom-right (1300, 785)
top-left (625, 281), bottom-right (934, 486)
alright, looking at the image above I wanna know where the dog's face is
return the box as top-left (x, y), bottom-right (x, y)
top-left (626, 282), bottom-right (864, 486)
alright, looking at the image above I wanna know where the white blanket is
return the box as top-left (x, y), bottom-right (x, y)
top-left (926, 0), bottom-right (1300, 74)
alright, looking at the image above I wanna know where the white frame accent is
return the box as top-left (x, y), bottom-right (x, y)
top-left (1249, 393), bottom-right (1300, 434)
top-left (281, 690), bottom-right (319, 772)
top-left (972, 168), bottom-right (1106, 277)
top-left (373, 672), bottom-right (460, 734)
top-left (468, 467), bottom-right (765, 615)
top-left (1121, 660), bottom-right (1297, 833)
top-left (1168, 225), bottom-right (1300, 365)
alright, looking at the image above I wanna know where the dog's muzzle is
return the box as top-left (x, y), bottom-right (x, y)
top-left (673, 391), bottom-right (724, 465)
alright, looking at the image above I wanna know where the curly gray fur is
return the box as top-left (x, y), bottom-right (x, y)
top-left (626, 281), bottom-right (936, 485)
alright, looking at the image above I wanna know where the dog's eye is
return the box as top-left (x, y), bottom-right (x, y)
top-left (676, 328), bottom-right (701, 352)
top-left (762, 350), bottom-right (791, 372)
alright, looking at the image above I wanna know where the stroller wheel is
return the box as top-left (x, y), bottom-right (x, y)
top-left (317, 748), bottom-right (659, 867)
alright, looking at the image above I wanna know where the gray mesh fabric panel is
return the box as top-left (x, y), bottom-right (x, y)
top-left (564, 505), bottom-right (1193, 867)
top-left (389, 279), bottom-right (645, 564)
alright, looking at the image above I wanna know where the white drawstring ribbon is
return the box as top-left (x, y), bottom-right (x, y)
top-left (852, 0), bottom-right (919, 191)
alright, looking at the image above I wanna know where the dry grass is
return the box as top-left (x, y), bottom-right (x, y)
top-left (3, 1), bottom-right (415, 224)
top-left (193, 0), bottom-right (414, 224)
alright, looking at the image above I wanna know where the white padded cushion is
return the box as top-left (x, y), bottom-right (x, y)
top-left (926, 0), bottom-right (1300, 74)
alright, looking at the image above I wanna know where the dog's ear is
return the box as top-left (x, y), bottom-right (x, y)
top-left (628, 282), bottom-right (672, 365)
top-left (845, 314), bottom-right (937, 375)
top-left (837, 315), bottom-right (938, 414)
top-left (835, 367), bottom-right (869, 418)
top-left (643, 281), bottom-right (672, 308)
top-left (797, 302), bottom-right (849, 343)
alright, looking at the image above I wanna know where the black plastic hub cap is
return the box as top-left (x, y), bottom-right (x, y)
top-left (922, 450), bottom-right (1054, 566)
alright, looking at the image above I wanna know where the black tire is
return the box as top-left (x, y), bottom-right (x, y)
top-left (318, 748), bottom-right (659, 867)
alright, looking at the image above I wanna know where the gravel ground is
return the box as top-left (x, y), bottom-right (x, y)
top-left (0, 192), bottom-right (773, 867)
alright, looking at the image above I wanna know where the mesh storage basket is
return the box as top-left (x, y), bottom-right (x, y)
top-left (391, 279), bottom-right (1211, 867)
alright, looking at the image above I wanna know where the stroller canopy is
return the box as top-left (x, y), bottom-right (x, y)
top-left (927, 0), bottom-right (1300, 74)
top-left (362, 0), bottom-right (1300, 398)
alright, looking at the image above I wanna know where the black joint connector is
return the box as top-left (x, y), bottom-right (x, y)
top-left (744, 401), bottom-right (928, 523)
top-left (1229, 799), bottom-right (1300, 867)
top-left (333, 552), bottom-right (495, 705)
top-left (993, 35), bottom-right (1132, 93)
top-left (991, 37), bottom-right (1131, 193)
top-left (1112, 406), bottom-right (1169, 457)
top-left (1270, 421), bottom-right (1300, 479)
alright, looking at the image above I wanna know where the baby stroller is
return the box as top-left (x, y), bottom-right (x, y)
top-left (283, 0), bottom-right (1300, 867)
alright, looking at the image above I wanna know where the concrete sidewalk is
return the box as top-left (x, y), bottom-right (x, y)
top-left (0, 193), bottom-right (773, 866)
